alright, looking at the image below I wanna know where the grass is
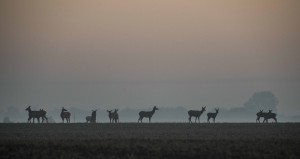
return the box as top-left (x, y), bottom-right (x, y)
top-left (0, 123), bottom-right (300, 159)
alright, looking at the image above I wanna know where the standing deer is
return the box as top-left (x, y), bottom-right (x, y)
top-left (107, 110), bottom-right (113, 123)
top-left (86, 110), bottom-right (97, 123)
top-left (25, 106), bottom-right (47, 123)
top-left (256, 110), bottom-right (265, 123)
top-left (207, 108), bottom-right (219, 123)
top-left (138, 106), bottom-right (159, 123)
top-left (39, 109), bottom-right (48, 123)
top-left (263, 110), bottom-right (277, 123)
top-left (60, 107), bottom-right (71, 123)
top-left (112, 109), bottom-right (119, 123)
top-left (188, 106), bottom-right (206, 123)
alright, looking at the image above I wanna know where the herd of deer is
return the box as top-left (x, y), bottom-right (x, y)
top-left (25, 105), bottom-right (277, 124)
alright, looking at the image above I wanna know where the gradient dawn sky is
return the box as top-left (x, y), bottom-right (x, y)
top-left (0, 0), bottom-right (299, 116)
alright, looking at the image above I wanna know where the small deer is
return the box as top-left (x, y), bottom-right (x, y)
top-left (112, 109), bottom-right (119, 123)
top-left (39, 109), bottom-right (48, 123)
top-left (256, 110), bottom-right (265, 123)
top-left (263, 110), bottom-right (277, 123)
top-left (107, 110), bottom-right (114, 123)
top-left (86, 110), bottom-right (97, 123)
top-left (188, 106), bottom-right (206, 123)
top-left (60, 107), bottom-right (71, 123)
top-left (138, 106), bottom-right (159, 123)
top-left (207, 108), bottom-right (219, 123)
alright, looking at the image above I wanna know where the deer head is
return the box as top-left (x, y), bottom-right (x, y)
top-left (62, 107), bottom-right (67, 112)
top-left (153, 106), bottom-right (159, 110)
top-left (202, 106), bottom-right (206, 111)
top-left (215, 108), bottom-right (219, 113)
top-left (25, 106), bottom-right (31, 111)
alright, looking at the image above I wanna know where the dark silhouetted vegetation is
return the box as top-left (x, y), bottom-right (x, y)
top-left (0, 123), bottom-right (300, 159)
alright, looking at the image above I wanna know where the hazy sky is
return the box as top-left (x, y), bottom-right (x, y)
top-left (0, 0), bottom-right (299, 115)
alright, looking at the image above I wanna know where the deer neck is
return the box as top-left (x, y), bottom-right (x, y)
top-left (151, 109), bottom-right (156, 114)
top-left (27, 108), bottom-right (32, 114)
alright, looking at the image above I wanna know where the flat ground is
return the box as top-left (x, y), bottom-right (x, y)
top-left (0, 123), bottom-right (299, 159)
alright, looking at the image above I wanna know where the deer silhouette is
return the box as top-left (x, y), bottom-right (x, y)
top-left (112, 109), bottom-right (119, 123)
top-left (25, 106), bottom-right (47, 123)
top-left (188, 106), bottom-right (206, 123)
top-left (207, 108), bottom-right (219, 123)
top-left (39, 109), bottom-right (48, 123)
top-left (107, 110), bottom-right (114, 123)
top-left (86, 110), bottom-right (97, 123)
top-left (138, 106), bottom-right (159, 123)
top-left (256, 110), bottom-right (265, 123)
top-left (107, 109), bottom-right (119, 123)
top-left (262, 110), bottom-right (277, 123)
top-left (60, 107), bottom-right (71, 123)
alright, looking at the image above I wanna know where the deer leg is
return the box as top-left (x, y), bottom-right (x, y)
top-left (149, 117), bottom-right (151, 123)
top-left (37, 117), bottom-right (40, 123)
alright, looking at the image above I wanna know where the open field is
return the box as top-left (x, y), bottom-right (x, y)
top-left (1, 123), bottom-right (300, 159)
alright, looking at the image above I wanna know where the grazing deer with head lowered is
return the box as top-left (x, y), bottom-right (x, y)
top-left (263, 110), bottom-right (277, 123)
top-left (207, 108), bottom-right (219, 123)
top-left (188, 106), bottom-right (206, 123)
top-left (61, 107), bottom-right (71, 123)
top-left (86, 110), bottom-right (97, 123)
top-left (138, 106), bottom-right (159, 123)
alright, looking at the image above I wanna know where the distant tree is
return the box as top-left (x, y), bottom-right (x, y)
top-left (244, 91), bottom-right (279, 112)
top-left (47, 116), bottom-right (56, 123)
top-left (3, 117), bottom-right (12, 123)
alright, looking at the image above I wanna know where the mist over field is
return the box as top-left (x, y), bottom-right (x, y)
top-left (1, 1), bottom-right (300, 158)
top-left (1, 1), bottom-right (300, 119)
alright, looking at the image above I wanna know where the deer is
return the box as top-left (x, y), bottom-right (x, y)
top-left (107, 110), bottom-right (114, 123)
top-left (207, 108), bottom-right (219, 123)
top-left (112, 109), bottom-right (119, 123)
top-left (86, 110), bottom-right (97, 123)
top-left (25, 106), bottom-right (47, 123)
top-left (39, 109), bottom-right (48, 123)
top-left (60, 107), bottom-right (71, 123)
top-left (138, 106), bottom-right (159, 123)
top-left (188, 106), bottom-right (206, 123)
top-left (263, 110), bottom-right (277, 123)
top-left (256, 110), bottom-right (266, 123)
